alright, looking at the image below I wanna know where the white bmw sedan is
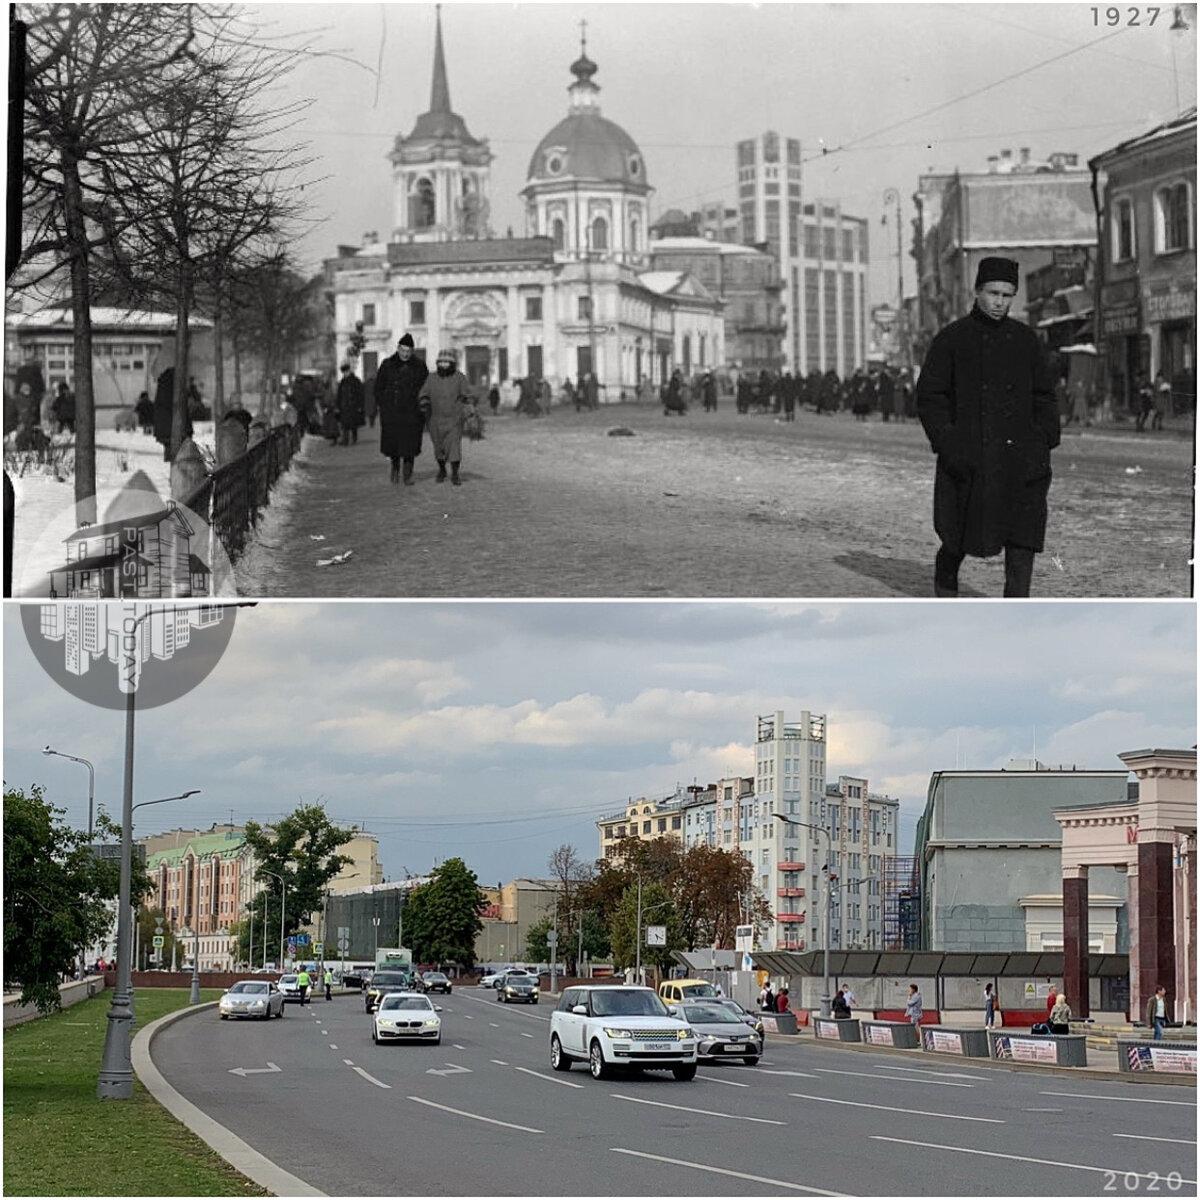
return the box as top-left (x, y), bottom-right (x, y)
top-left (372, 992), bottom-right (443, 1045)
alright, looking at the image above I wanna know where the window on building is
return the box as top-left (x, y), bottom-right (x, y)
top-left (410, 178), bottom-right (436, 229)
top-left (763, 131), bottom-right (780, 162)
top-left (551, 217), bottom-right (565, 251)
top-left (672, 815), bottom-right (681, 830)
top-left (525, 296), bottom-right (542, 321)
top-left (578, 295), bottom-right (593, 321)
top-left (642, 820), bottom-right (651, 834)
top-left (1113, 197), bottom-right (1135, 262)
top-left (1156, 182), bottom-right (1192, 253)
top-left (657, 818), bottom-right (667, 833)
top-left (591, 217), bottom-right (608, 252)
top-left (410, 299), bottom-right (426, 325)
top-left (362, 303), bottom-right (376, 326)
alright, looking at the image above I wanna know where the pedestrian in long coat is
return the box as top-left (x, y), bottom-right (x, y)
top-left (917, 256), bottom-right (1059, 598)
top-left (418, 347), bottom-right (472, 484)
top-left (336, 364), bottom-right (365, 445)
top-left (375, 333), bottom-right (429, 484)
top-left (152, 368), bottom-right (191, 461)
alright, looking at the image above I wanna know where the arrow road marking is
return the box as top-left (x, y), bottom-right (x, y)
top-left (228, 1063), bottom-right (281, 1077)
top-left (427, 1063), bottom-right (472, 1077)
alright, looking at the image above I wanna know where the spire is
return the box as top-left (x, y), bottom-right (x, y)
top-left (430, 5), bottom-right (451, 114)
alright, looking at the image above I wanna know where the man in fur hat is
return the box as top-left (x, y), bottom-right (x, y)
top-left (917, 256), bottom-right (1059, 598)
top-left (375, 332), bottom-right (429, 484)
top-left (418, 347), bottom-right (473, 484)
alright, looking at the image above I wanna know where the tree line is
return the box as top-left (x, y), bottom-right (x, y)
top-left (14, 4), bottom-right (330, 525)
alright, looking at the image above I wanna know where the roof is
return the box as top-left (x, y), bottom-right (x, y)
top-left (145, 829), bottom-right (246, 868)
top-left (751, 948), bottom-right (1130, 979)
top-left (650, 236), bottom-right (770, 258)
top-left (384, 239), bottom-right (556, 268)
top-left (397, 8), bottom-right (485, 150)
top-left (637, 271), bottom-right (718, 303)
top-left (1090, 106), bottom-right (1197, 168)
top-left (6, 306), bottom-right (212, 332)
top-left (527, 112), bottom-right (647, 187)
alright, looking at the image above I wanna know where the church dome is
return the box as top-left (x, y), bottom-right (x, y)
top-left (525, 45), bottom-right (648, 189)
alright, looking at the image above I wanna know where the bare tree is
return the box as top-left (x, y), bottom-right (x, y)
top-left (546, 844), bottom-right (595, 973)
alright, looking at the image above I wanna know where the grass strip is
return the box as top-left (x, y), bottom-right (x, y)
top-left (4, 988), bottom-right (271, 1196)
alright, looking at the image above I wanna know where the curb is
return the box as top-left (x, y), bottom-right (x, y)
top-left (773, 1030), bottom-right (1197, 1086)
top-left (132, 1002), bottom-right (327, 1197)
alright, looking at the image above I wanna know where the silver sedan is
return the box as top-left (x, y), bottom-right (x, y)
top-left (669, 1001), bottom-right (761, 1063)
top-left (218, 980), bottom-right (286, 1020)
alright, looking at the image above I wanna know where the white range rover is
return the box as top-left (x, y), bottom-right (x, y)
top-left (549, 985), bottom-right (699, 1081)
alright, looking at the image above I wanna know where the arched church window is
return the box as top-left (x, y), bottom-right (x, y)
top-left (591, 216), bottom-right (608, 252)
top-left (630, 218), bottom-right (640, 252)
top-left (552, 218), bottom-right (565, 251)
top-left (410, 178), bottom-right (436, 229)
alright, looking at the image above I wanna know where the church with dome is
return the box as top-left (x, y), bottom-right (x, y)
top-left (325, 13), bottom-right (724, 398)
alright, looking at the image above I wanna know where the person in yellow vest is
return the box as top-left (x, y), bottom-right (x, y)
top-left (324, 966), bottom-right (333, 1001)
top-left (296, 966), bottom-right (311, 1006)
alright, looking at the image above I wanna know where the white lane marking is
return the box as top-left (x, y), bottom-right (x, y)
top-left (407, 1095), bottom-right (542, 1133)
top-left (877, 1064), bottom-right (991, 1082)
top-left (520, 1031), bottom-right (534, 1039)
top-left (759, 1068), bottom-right (820, 1079)
top-left (463, 1014), bottom-right (474, 1020)
top-left (351, 1066), bottom-right (390, 1089)
top-left (453, 1043), bottom-right (467, 1050)
top-left (870, 1136), bottom-right (1197, 1186)
top-left (329, 1044), bottom-right (338, 1051)
top-left (788, 1092), bottom-right (1002, 1124)
top-left (612, 1093), bottom-right (785, 1126)
top-left (813, 1067), bottom-right (973, 1088)
top-left (1025, 1107), bottom-right (1064, 1112)
top-left (697, 1073), bottom-right (751, 1088)
top-left (342, 1059), bottom-right (355, 1066)
top-left (514, 1066), bottom-right (584, 1088)
top-left (1041, 1090), bottom-right (1196, 1107)
top-left (490, 1059), bottom-right (508, 1065)
top-left (426, 1064), bottom-right (472, 1077)
top-left (320, 1030), bottom-right (328, 1035)
top-left (611, 1148), bottom-right (843, 1195)
top-left (1113, 1133), bottom-right (1197, 1145)
top-left (489, 1023), bottom-right (500, 1028)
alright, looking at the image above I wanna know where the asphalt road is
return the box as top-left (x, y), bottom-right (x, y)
top-left (235, 406), bottom-right (1194, 599)
top-left (151, 989), bottom-right (1197, 1197)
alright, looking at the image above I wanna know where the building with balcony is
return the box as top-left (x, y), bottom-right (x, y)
top-left (1089, 108), bottom-right (1196, 418)
top-left (824, 777), bottom-right (900, 950)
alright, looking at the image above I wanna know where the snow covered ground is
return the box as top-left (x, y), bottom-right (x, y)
top-left (7, 422), bottom-right (218, 598)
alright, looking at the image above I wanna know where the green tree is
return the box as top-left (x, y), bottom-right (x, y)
top-left (236, 803), bottom-right (355, 964)
top-left (3, 786), bottom-right (124, 1012)
top-left (609, 881), bottom-right (683, 977)
top-left (674, 843), bottom-right (774, 950)
top-left (404, 858), bottom-right (487, 968)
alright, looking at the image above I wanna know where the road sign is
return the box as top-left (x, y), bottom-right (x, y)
top-left (546, 930), bottom-right (558, 946)
top-left (336, 937), bottom-right (349, 952)
top-left (338, 927), bottom-right (349, 938)
top-left (314, 942), bottom-right (324, 957)
top-left (152, 935), bottom-right (165, 948)
top-left (294, 933), bottom-right (310, 945)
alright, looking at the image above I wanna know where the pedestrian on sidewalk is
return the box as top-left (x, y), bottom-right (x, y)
top-left (1046, 982), bottom-right (1058, 1017)
top-left (1048, 993), bottom-right (1071, 1035)
top-left (776, 988), bottom-right (790, 1014)
top-left (419, 348), bottom-right (473, 485)
top-left (916, 256), bottom-right (1060, 598)
top-left (1146, 985), bottom-right (1168, 1040)
top-left (983, 982), bottom-right (996, 1028)
top-left (336, 364), bottom-right (365, 445)
top-left (375, 332), bottom-right (429, 485)
top-left (905, 984), bottom-right (923, 1030)
top-left (1135, 373), bottom-right (1156, 432)
top-left (842, 985), bottom-right (855, 1012)
top-left (760, 983), bottom-right (775, 1012)
top-left (832, 988), bottom-right (851, 1019)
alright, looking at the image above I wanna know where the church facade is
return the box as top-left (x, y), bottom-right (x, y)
top-left (326, 16), bottom-right (724, 399)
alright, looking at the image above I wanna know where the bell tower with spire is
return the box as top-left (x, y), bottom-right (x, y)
top-left (388, 6), bottom-right (493, 243)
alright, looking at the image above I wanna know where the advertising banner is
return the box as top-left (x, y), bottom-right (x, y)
top-left (924, 1029), bottom-right (964, 1055)
top-left (864, 1025), bottom-right (895, 1046)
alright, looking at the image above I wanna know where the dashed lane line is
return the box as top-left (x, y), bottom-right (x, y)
top-left (696, 1073), bottom-right (751, 1087)
top-left (1041, 1090), bottom-right (1196, 1107)
top-left (813, 1067), bottom-right (973, 1088)
top-left (788, 1092), bottom-right (1003, 1123)
top-left (329, 1044), bottom-right (338, 1051)
top-left (610, 1148), bottom-right (843, 1195)
top-left (513, 1066), bottom-right (584, 1088)
top-left (407, 1096), bottom-right (543, 1133)
top-left (1113, 1133), bottom-right (1196, 1145)
top-left (870, 1136), bottom-right (1196, 1186)
top-left (758, 1068), bottom-right (821, 1079)
top-left (611, 1093), bottom-right (785, 1125)
top-left (876, 1064), bottom-right (991, 1082)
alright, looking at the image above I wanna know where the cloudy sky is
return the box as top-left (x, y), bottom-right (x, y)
top-left (245, 1), bottom-right (1196, 300)
top-left (5, 600), bottom-right (1194, 887)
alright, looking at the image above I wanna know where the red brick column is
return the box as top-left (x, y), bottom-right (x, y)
top-left (1137, 840), bottom-right (1176, 1016)
top-left (1062, 868), bottom-right (1089, 1018)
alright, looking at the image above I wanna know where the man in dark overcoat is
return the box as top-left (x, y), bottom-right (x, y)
top-left (917, 256), bottom-right (1059, 598)
top-left (335, 364), bottom-right (365, 445)
top-left (374, 332), bottom-right (429, 484)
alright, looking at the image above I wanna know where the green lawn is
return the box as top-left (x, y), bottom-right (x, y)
top-left (4, 989), bottom-right (271, 1196)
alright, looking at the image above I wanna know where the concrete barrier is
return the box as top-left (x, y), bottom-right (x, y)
top-left (920, 1026), bottom-right (991, 1058)
top-left (989, 1030), bottom-right (1088, 1067)
top-left (763, 1011), bottom-right (798, 1035)
top-left (814, 1017), bottom-right (862, 1042)
top-left (861, 1020), bottom-right (920, 1049)
top-left (1117, 1039), bottom-right (1197, 1075)
top-left (3, 976), bottom-right (104, 1028)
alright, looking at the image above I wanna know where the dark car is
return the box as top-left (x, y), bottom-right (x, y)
top-left (497, 972), bottom-right (539, 1004)
top-left (420, 971), bottom-right (452, 995)
top-left (365, 970), bottom-right (418, 1013)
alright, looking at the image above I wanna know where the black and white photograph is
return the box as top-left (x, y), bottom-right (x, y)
top-left (4, 3), bottom-right (1195, 599)
top-left (2, 3), bottom-right (1197, 1198)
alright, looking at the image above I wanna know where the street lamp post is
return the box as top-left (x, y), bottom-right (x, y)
top-left (261, 870), bottom-right (287, 971)
top-left (773, 814), bottom-right (833, 1018)
top-left (96, 601), bottom-right (251, 1100)
top-left (883, 187), bottom-right (907, 368)
top-left (41, 746), bottom-right (95, 842)
top-left (371, 914), bottom-right (381, 962)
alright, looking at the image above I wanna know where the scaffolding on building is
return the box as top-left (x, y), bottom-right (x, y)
top-left (882, 855), bottom-right (920, 950)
